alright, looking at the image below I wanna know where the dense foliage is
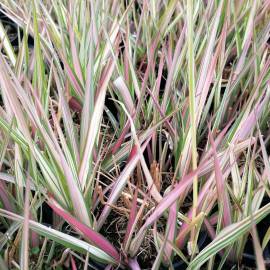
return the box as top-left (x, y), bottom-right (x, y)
top-left (0, 0), bottom-right (269, 269)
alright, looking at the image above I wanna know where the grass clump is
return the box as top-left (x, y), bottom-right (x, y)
top-left (0, 0), bottom-right (269, 269)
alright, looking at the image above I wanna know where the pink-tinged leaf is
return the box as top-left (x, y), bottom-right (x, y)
top-left (123, 31), bottom-right (129, 82)
top-left (164, 202), bottom-right (177, 262)
top-left (128, 258), bottom-right (141, 270)
top-left (124, 188), bottom-right (138, 247)
top-left (48, 198), bottom-right (120, 262)
top-left (56, 148), bottom-right (91, 227)
top-left (167, 39), bottom-right (173, 68)
top-left (97, 137), bottom-right (151, 230)
top-left (0, 54), bottom-right (32, 142)
top-left (196, 2), bottom-right (226, 123)
top-left (111, 122), bottom-right (130, 155)
top-left (58, 52), bottom-right (83, 100)
top-left (81, 29), bottom-right (94, 155)
top-left (71, 256), bottom-right (77, 270)
top-left (68, 17), bottom-right (83, 84)
top-left (209, 128), bottom-right (231, 227)
top-left (196, 0), bottom-right (224, 97)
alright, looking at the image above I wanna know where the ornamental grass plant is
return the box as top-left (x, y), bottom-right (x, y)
top-left (0, 0), bottom-right (270, 269)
